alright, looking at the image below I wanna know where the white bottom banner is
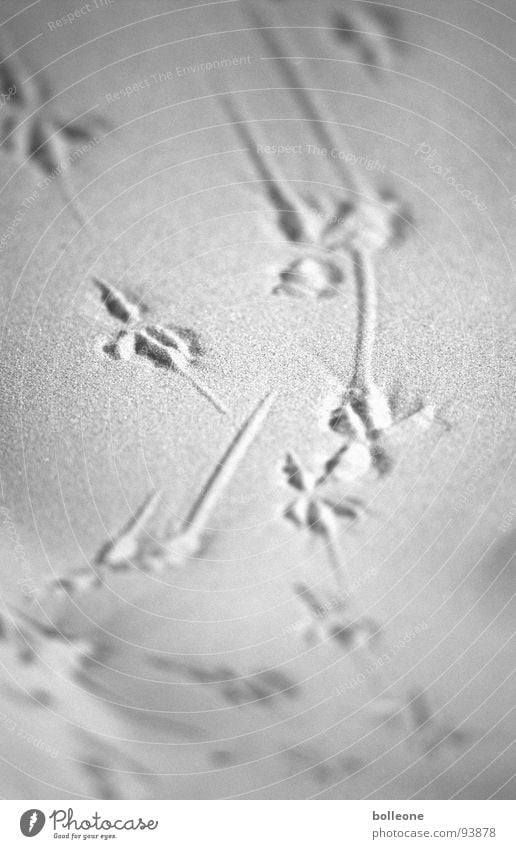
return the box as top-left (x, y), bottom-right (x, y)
top-left (2, 800), bottom-right (513, 848)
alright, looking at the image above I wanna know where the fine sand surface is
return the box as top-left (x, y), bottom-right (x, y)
top-left (0, 0), bottom-right (514, 799)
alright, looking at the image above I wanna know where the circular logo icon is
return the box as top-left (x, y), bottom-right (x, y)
top-left (19, 810), bottom-right (46, 837)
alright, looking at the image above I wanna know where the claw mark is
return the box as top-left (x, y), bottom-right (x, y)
top-left (94, 277), bottom-right (145, 324)
top-left (221, 95), bottom-right (311, 244)
top-left (47, 391), bottom-right (276, 591)
top-left (95, 491), bottom-right (161, 572)
top-left (94, 278), bottom-right (226, 414)
top-left (148, 390), bottom-right (277, 570)
top-left (282, 452), bottom-right (365, 588)
top-left (48, 491), bottom-right (161, 596)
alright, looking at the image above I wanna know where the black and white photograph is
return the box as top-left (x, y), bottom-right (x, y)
top-left (0, 0), bottom-right (514, 820)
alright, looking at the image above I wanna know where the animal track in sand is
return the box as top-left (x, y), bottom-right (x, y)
top-left (225, 96), bottom-right (411, 300)
top-left (292, 583), bottom-right (457, 748)
top-left (273, 191), bottom-right (411, 298)
top-left (408, 689), bottom-right (469, 756)
top-left (292, 581), bottom-right (414, 737)
top-left (282, 451), bottom-right (365, 536)
top-left (231, 24), bottom-right (438, 728)
top-left (0, 607), bottom-right (157, 795)
top-left (293, 581), bottom-right (378, 650)
top-left (47, 391), bottom-right (277, 593)
top-left (93, 277), bottom-right (226, 414)
top-left (0, 36), bottom-right (107, 225)
top-left (231, 10), bottom-right (417, 485)
top-left (280, 450), bottom-right (373, 596)
top-left (239, 8), bottom-right (412, 300)
top-left (332, 4), bottom-right (405, 75)
top-left (148, 655), bottom-right (301, 709)
top-left (326, 381), bottom-right (436, 479)
top-left (236, 9), bottom-right (422, 501)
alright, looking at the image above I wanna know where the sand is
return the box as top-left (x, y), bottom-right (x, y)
top-left (0, 0), bottom-right (514, 799)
